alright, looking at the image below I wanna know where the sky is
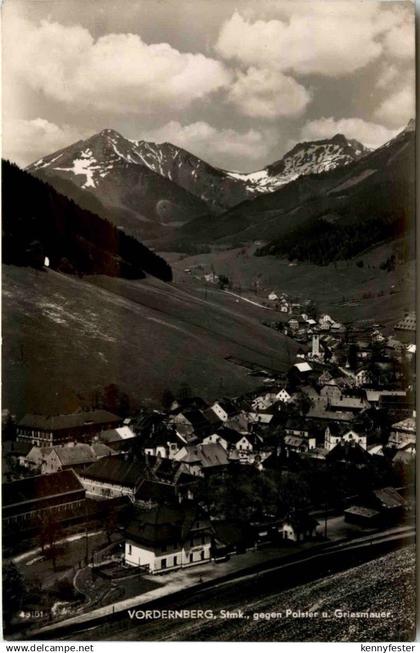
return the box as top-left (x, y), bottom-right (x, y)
top-left (2, 0), bottom-right (415, 171)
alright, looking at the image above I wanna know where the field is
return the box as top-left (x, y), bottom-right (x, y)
top-left (2, 265), bottom-right (299, 417)
top-left (166, 241), bottom-right (415, 326)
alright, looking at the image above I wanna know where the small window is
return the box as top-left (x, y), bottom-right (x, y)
top-left (127, 544), bottom-right (132, 555)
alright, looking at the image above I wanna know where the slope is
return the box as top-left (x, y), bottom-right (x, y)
top-left (2, 265), bottom-right (299, 418)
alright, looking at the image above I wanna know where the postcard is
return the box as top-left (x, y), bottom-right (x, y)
top-left (2, 0), bottom-right (416, 644)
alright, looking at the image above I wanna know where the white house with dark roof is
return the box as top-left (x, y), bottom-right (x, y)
top-left (324, 425), bottom-right (367, 451)
top-left (78, 455), bottom-right (146, 499)
top-left (124, 504), bottom-right (212, 574)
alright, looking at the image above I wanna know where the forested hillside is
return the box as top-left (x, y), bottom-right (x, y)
top-left (2, 160), bottom-right (172, 281)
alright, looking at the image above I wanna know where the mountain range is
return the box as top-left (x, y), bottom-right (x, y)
top-left (22, 118), bottom-right (416, 261)
top-left (170, 119), bottom-right (415, 256)
top-left (27, 129), bottom-right (369, 238)
top-left (3, 119), bottom-right (415, 416)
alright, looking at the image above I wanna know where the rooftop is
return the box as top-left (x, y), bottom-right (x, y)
top-left (18, 410), bottom-right (121, 432)
top-left (80, 455), bottom-right (145, 487)
top-left (394, 313), bottom-right (416, 331)
top-left (125, 503), bottom-right (205, 547)
top-left (2, 470), bottom-right (84, 507)
top-left (51, 443), bottom-right (99, 467)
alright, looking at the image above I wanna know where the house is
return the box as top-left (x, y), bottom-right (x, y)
top-left (277, 512), bottom-right (319, 542)
top-left (25, 445), bottom-right (53, 471)
top-left (135, 468), bottom-right (197, 507)
top-left (174, 443), bottom-right (229, 476)
top-left (285, 418), bottom-right (310, 438)
top-left (41, 442), bottom-right (114, 474)
top-left (251, 392), bottom-right (277, 411)
top-left (346, 487), bottom-right (408, 526)
top-left (388, 416), bottom-right (416, 448)
top-left (287, 318), bottom-right (300, 333)
top-left (329, 394), bottom-right (370, 413)
top-left (96, 425), bottom-right (136, 445)
top-left (394, 312), bottom-right (416, 343)
top-left (326, 441), bottom-right (371, 467)
top-left (319, 314), bottom-right (334, 330)
top-left (225, 411), bottom-right (250, 435)
top-left (371, 487), bottom-right (406, 517)
top-left (276, 388), bottom-right (292, 404)
top-left (284, 435), bottom-right (316, 453)
top-left (210, 399), bottom-right (238, 423)
top-left (324, 424), bottom-right (367, 451)
top-left (78, 455), bottom-right (146, 500)
top-left (170, 409), bottom-right (212, 436)
top-left (293, 361), bottom-right (312, 375)
top-left (235, 433), bottom-right (263, 454)
top-left (320, 381), bottom-right (342, 403)
top-left (124, 504), bottom-right (212, 573)
top-left (201, 426), bottom-right (243, 451)
top-left (247, 412), bottom-right (274, 425)
top-left (406, 343), bottom-right (416, 360)
top-left (306, 404), bottom-right (354, 425)
top-left (17, 410), bottom-right (123, 446)
top-left (279, 300), bottom-right (290, 313)
top-left (135, 479), bottom-right (179, 508)
top-left (355, 368), bottom-right (372, 387)
top-left (344, 505), bottom-right (381, 527)
top-left (3, 470), bottom-right (86, 530)
top-left (143, 428), bottom-right (180, 459)
top-left (146, 457), bottom-right (198, 499)
top-left (268, 291), bottom-right (278, 301)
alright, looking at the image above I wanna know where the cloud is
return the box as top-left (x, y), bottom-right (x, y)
top-left (215, 4), bottom-right (413, 77)
top-left (3, 118), bottom-right (89, 167)
top-left (374, 86), bottom-right (415, 128)
top-left (140, 121), bottom-right (277, 168)
top-left (375, 64), bottom-right (400, 89)
top-left (226, 67), bottom-right (311, 119)
top-left (5, 12), bottom-right (231, 115)
top-left (383, 20), bottom-right (415, 59)
top-left (299, 117), bottom-right (399, 149)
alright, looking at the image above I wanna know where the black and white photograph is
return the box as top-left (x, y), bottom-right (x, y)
top-left (1, 0), bottom-right (416, 644)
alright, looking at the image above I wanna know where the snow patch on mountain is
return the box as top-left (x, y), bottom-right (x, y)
top-left (55, 152), bottom-right (101, 188)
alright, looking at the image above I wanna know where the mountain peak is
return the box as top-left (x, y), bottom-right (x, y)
top-left (404, 118), bottom-right (415, 133)
top-left (96, 128), bottom-right (125, 141)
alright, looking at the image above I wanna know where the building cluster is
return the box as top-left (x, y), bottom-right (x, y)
top-left (2, 310), bottom-right (415, 576)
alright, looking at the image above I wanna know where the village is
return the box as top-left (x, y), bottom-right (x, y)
top-left (2, 299), bottom-right (416, 634)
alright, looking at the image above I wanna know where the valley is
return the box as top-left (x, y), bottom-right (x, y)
top-left (166, 240), bottom-right (415, 326)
